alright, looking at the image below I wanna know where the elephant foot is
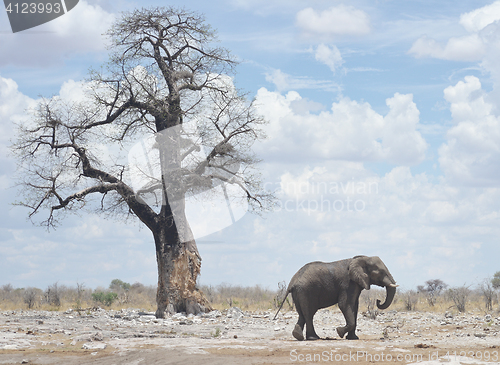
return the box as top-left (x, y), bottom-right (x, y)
top-left (292, 324), bottom-right (304, 341)
top-left (336, 326), bottom-right (347, 338)
top-left (306, 334), bottom-right (320, 341)
top-left (346, 333), bottom-right (359, 340)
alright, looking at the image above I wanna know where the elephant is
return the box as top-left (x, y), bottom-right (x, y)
top-left (273, 255), bottom-right (397, 341)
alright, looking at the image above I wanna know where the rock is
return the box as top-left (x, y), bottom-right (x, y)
top-left (227, 307), bottom-right (244, 320)
top-left (138, 311), bottom-right (156, 316)
top-left (91, 332), bottom-right (103, 341)
top-left (474, 333), bottom-right (486, 338)
top-left (485, 314), bottom-right (492, 322)
top-left (3, 345), bottom-right (18, 350)
top-left (444, 312), bottom-right (453, 319)
top-left (204, 310), bottom-right (222, 319)
top-left (172, 313), bottom-right (187, 320)
top-left (139, 315), bottom-right (156, 322)
top-left (82, 342), bottom-right (107, 350)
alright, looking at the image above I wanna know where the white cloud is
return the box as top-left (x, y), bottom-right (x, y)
top-left (439, 76), bottom-right (500, 186)
top-left (408, 2), bottom-right (500, 63)
top-left (314, 44), bottom-right (344, 73)
top-left (242, 159), bottom-right (500, 287)
top-left (296, 5), bottom-right (370, 40)
top-left (264, 68), bottom-right (340, 93)
top-left (0, 1), bottom-right (115, 66)
top-left (0, 76), bottom-right (37, 145)
top-left (254, 88), bottom-right (427, 165)
top-left (408, 34), bottom-right (485, 61)
top-left (459, 1), bottom-right (500, 33)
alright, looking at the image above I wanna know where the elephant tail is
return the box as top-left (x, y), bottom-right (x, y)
top-left (273, 289), bottom-right (291, 320)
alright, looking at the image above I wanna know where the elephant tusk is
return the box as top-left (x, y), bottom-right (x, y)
top-left (389, 284), bottom-right (399, 288)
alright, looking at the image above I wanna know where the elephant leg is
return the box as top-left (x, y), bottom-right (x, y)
top-left (337, 297), bottom-right (357, 339)
top-left (345, 299), bottom-right (359, 340)
top-left (304, 308), bottom-right (320, 340)
top-left (292, 302), bottom-right (305, 341)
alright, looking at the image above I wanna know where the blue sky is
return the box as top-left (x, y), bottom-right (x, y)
top-left (2, 0), bottom-right (500, 292)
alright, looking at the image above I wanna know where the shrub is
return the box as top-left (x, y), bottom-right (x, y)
top-left (23, 287), bottom-right (39, 309)
top-left (92, 291), bottom-right (118, 307)
top-left (480, 279), bottom-right (495, 311)
top-left (45, 283), bottom-right (61, 307)
top-left (417, 279), bottom-right (448, 307)
top-left (402, 290), bottom-right (418, 311)
top-left (110, 279), bottom-right (131, 292)
top-left (447, 286), bottom-right (471, 312)
top-left (492, 271), bottom-right (500, 290)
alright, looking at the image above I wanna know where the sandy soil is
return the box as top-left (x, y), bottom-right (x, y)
top-left (1, 307), bottom-right (499, 364)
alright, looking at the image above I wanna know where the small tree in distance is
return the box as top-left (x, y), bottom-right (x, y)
top-left (417, 279), bottom-right (448, 307)
top-left (492, 271), bottom-right (500, 290)
top-left (12, 7), bottom-right (274, 317)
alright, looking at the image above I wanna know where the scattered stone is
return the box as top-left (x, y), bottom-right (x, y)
top-left (204, 310), bottom-right (222, 319)
top-left (91, 332), bottom-right (104, 341)
top-left (414, 343), bottom-right (435, 348)
top-left (227, 307), bottom-right (244, 320)
top-left (474, 333), bottom-right (487, 338)
top-left (3, 345), bottom-right (18, 350)
top-left (82, 342), bottom-right (107, 350)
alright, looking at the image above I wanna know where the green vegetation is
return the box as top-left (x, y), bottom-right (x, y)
top-left (92, 291), bottom-right (118, 307)
top-left (1, 275), bottom-right (500, 314)
top-left (0, 280), bottom-right (157, 311)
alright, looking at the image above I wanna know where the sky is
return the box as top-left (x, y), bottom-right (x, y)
top-left (1, 0), bottom-right (500, 293)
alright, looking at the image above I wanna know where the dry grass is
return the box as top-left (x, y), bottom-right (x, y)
top-left (199, 283), bottom-right (278, 311)
top-left (0, 282), bottom-right (157, 312)
top-left (1, 282), bottom-right (499, 315)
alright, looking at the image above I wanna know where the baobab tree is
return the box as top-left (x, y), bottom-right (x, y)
top-left (13, 7), bottom-right (273, 317)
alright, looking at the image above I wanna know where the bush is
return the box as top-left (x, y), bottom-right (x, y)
top-left (447, 286), bottom-right (471, 312)
top-left (110, 279), bottom-right (131, 292)
top-left (417, 279), bottom-right (448, 307)
top-left (45, 282), bottom-right (61, 307)
top-left (492, 271), bottom-right (500, 290)
top-left (402, 290), bottom-right (418, 311)
top-left (92, 291), bottom-right (118, 307)
top-left (23, 287), bottom-right (39, 309)
top-left (480, 279), bottom-right (495, 311)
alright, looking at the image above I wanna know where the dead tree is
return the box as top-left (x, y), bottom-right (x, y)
top-left (12, 7), bottom-right (274, 317)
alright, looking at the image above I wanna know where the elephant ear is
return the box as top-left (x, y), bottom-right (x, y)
top-left (349, 256), bottom-right (370, 290)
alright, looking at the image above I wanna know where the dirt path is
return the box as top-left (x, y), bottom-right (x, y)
top-left (1, 308), bottom-right (499, 364)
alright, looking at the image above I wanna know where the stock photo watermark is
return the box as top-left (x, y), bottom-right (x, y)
top-left (289, 349), bottom-right (499, 363)
top-left (3, 0), bottom-right (79, 33)
top-left (265, 180), bottom-right (379, 214)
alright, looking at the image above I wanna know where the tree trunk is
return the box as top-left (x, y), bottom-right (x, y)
top-left (153, 215), bottom-right (212, 318)
top-left (151, 101), bottom-right (212, 318)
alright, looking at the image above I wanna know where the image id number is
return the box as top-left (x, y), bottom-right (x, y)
top-left (5, 2), bottom-right (62, 14)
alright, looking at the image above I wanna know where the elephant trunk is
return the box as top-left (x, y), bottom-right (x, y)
top-left (376, 278), bottom-right (397, 310)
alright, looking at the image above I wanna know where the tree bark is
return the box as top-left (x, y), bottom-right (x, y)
top-left (153, 199), bottom-right (212, 318)
top-left (152, 108), bottom-right (212, 318)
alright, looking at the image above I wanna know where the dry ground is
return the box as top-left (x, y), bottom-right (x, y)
top-left (0, 307), bottom-right (499, 364)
